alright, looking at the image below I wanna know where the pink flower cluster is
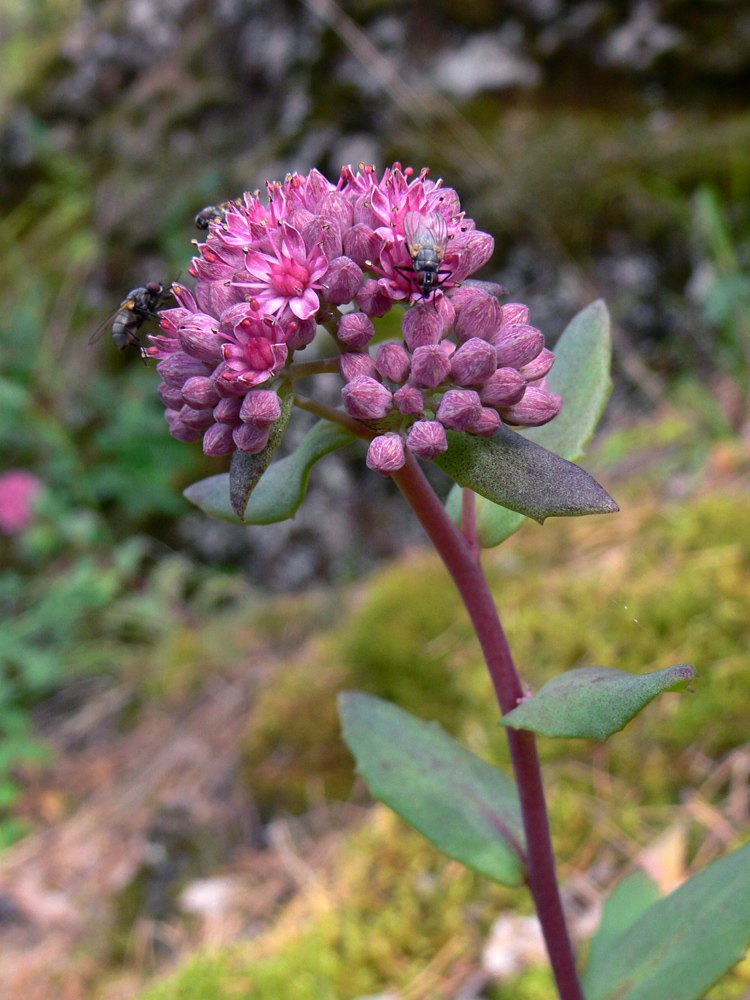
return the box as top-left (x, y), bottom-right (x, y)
top-left (150, 163), bottom-right (561, 471)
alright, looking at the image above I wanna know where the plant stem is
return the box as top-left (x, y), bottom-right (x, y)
top-left (293, 393), bottom-right (374, 440)
top-left (287, 357), bottom-right (342, 380)
top-left (391, 456), bottom-right (585, 1000)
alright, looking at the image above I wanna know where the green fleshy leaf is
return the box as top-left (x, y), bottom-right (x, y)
top-left (434, 423), bottom-right (618, 524)
top-left (228, 382), bottom-right (295, 520)
top-left (525, 299), bottom-right (612, 457)
top-left (339, 692), bottom-right (526, 887)
top-left (446, 299), bottom-right (613, 546)
top-left (183, 417), bottom-right (355, 524)
top-left (500, 664), bottom-right (696, 741)
top-left (586, 870), bottom-right (661, 983)
top-left (583, 841), bottom-right (750, 1000)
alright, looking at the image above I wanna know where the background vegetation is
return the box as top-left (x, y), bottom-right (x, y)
top-left (2, 1), bottom-right (750, 997)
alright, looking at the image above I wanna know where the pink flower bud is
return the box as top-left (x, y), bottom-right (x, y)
top-left (450, 338), bottom-right (497, 386)
top-left (202, 279), bottom-right (239, 319)
top-left (454, 291), bottom-right (503, 344)
top-left (394, 384), bottom-right (425, 416)
top-left (500, 386), bottom-right (562, 427)
top-left (180, 405), bottom-right (216, 431)
top-left (213, 397), bottom-right (243, 424)
top-left (166, 410), bottom-right (203, 442)
top-left (233, 422), bottom-right (272, 453)
top-left (302, 216), bottom-right (342, 259)
top-left (478, 368), bottom-right (526, 407)
top-left (213, 362), bottom-right (249, 397)
top-left (402, 304), bottom-right (443, 351)
top-left (468, 406), bottom-right (501, 437)
top-left (342, 375), bottom-right (394, 420)
top-left (203, 423), bottom-right (236, 456)
top-left (338, 311), bottom-right (376, 348)
top-left (0, 470), bottom-right (41, 534)
top-left (239, 389), bottom-right (282, 427)
top-left (289, 207), bottom-right (315, 233)
top-left (436, 389), bottom-right (482, 431)
top-left (340, 351), bottom-right (378, 382)
top-left (501, 302), bottom-right (530, 327)
top-left (319, 190), bottom-right (355, 232)
top-left (366, 433), bottom-right (406, 475)
top-left (406, 420), bottom-right (448, 460)
top-left (464, 230), bottom-right (494, 270)
top-left (177, 315), bottom-right (224, 363)
top-left (343, 224), bottom-right (386, 268)
top-left (285, 317), bottom-right (317, 351)
top-left (157, 352), bottom-right (213, 389)
top-left (447, 286), bottom-right (482, 312)
top-left (435, 294), bottom-right (456, 335)
top-left (492, 324), bottom-right (544, 369)
top-left (410, 344), bottom-right (452, 389)
top-left (356, 278), bottom-right (394, 317)
top-left (306, 168), bottom-right (334, 208)
top-left (181, 376), bottom-right (220, 408)
top-left (158, 382), bottom-right (184, 409)
top-left (375, 342), bottom-right (411, 383)
top-left (321, 257), bottom-right (363, 305)
top-left (518, 347), bottom-right (555, 382)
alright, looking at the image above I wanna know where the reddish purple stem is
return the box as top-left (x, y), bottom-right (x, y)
top-left (391, 456), bottom-right (585, 1000)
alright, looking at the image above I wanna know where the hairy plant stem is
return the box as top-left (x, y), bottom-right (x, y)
top-left (391, 456), bottom-right (585, 1000)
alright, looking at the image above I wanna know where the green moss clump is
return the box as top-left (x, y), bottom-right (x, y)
top-left (138, 808), bottom-right (517, 1000)
top-left (242, 552), bottom-right (483, 817)
top-left (339, 553), bottom-right (476, 732)
top-left (241, 655), bottom-right (354, 816)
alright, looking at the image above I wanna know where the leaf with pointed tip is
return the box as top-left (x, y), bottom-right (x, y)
top-left (500, 664), bottom-right (696, 741)
top-left (445, 299), bottom-right (613, 545)
top-left (583, 841), bottom-right (750, 1000)
top-left (435, 423), bottom-right (618, 524)
top-left (339, 692), bottom-right (526, 887)
top-left (183, 417), bottom-right (355, 524)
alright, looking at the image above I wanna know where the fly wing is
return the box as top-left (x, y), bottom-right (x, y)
top-left (403, 211), bottom-right (425, 255)
top-left (88, 301), bottom-right (132, 346)
top-left (425, 211), bottom-right (448, 254)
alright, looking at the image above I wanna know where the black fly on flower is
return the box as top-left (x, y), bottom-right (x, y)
top-left (88, 281), bottom-right (173, 361)
top-left (399, 211), bottom-right (451, 300)
top-left (194, 200), bottom-right (243, 231)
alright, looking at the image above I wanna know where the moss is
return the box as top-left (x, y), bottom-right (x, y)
top-left (338, 552), bottom-right (476, 732)
top-left (242, 552), bottom-right (482, 816)
top-left (241, 653), bottom-right (354, 816)
top-left (139, 809), bottom-right (516, 1000)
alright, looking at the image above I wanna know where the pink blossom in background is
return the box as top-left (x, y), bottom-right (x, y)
top-left (0, 470), bottom-right (41, 534)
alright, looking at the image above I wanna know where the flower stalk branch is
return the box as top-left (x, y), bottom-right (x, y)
top-left (293, 392), bottom-right (374, 440)
top-left (287, 357), bottom-right (343, 379)
top-left (391, 455), bottom-right (586, 1000)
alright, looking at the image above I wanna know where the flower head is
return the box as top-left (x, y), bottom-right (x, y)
top-left (150, 164), bottom-right (560, 466)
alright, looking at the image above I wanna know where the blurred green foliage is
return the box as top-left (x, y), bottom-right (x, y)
top-left (687, 186), bottom-right (750, 426)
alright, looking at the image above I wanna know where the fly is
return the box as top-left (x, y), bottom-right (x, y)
top-left (194, 200), bottom-right (242, 230)
top-left (398, 210), bottom-right (451, 299)
top-left (88, 281), bottom-right (172, 361)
